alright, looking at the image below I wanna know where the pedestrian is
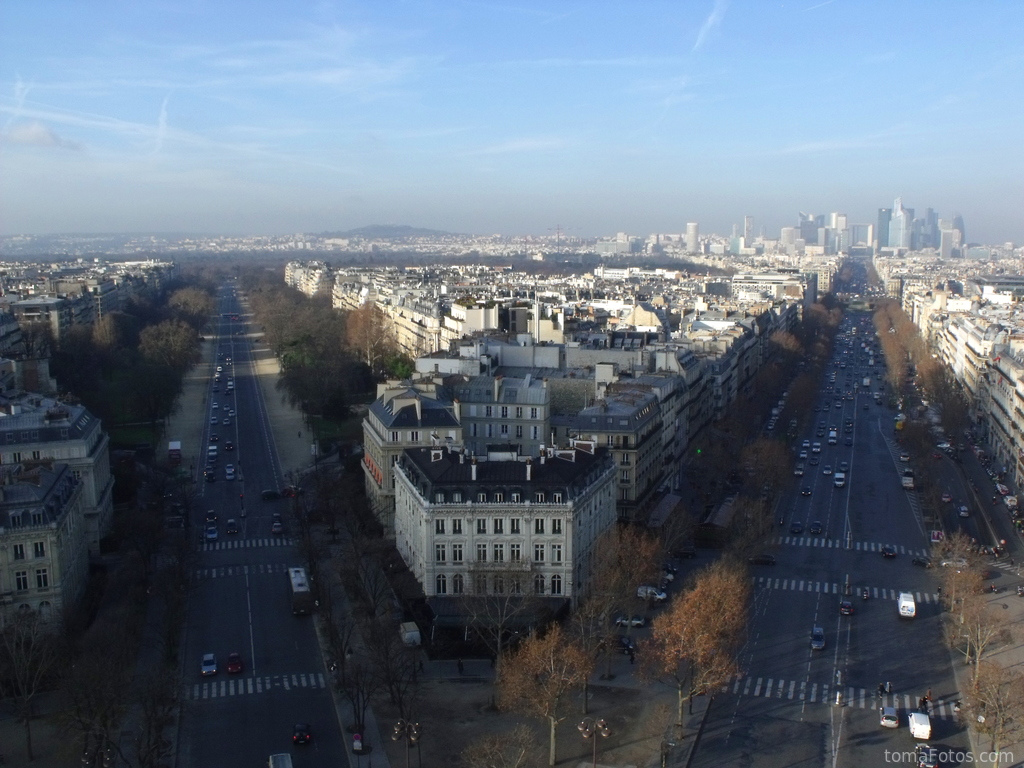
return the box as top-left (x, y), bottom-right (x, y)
top-left (628, 649), bottom-right (635, 665)
top-left (457, 658), bottom-right (464, 675)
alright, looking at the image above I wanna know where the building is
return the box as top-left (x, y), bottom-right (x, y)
top-left (361, 379), bottom-right (463, 535)
top-left (392, 443), bottom-right (616, 611)
top-left (445, 374), bottom-right (551, 459)
top-left (686, 223), bottom-right (699, 254)
top-left (0, 460), bottom-right (89, 623)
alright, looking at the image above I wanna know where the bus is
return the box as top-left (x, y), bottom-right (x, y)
top-left (289, 567), bottom-right (315, 615)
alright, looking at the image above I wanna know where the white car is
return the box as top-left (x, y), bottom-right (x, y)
top-left (637, 586), bottom-right (668, 602)
top-left (879, 706), bottom-right (899, 728)
top-left (201, 653), bottom-right (218, 676)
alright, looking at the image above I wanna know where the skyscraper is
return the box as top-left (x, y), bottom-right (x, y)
top-left (743, 216), bottom-right (754, 242)
top-left (888, 198), bottom-right (912, 249)
top-left (952, 213), bottom-right (966, 246)
top-left (877, 208), bottom-right (891, 249)
top-left (686, 222), bottom-right (699, 253)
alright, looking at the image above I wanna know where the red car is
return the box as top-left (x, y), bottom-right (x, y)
top-left (226, 652), bottom-right (243, 674)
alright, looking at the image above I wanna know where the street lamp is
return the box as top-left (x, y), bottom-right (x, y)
top-left (578, 717), bottom-right (611, 768)
top-left (392, 719), bottom-right (422, 768)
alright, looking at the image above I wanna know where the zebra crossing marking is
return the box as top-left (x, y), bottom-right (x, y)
top-left (194, 563), bottom-right (291, 580)
top-left (750, 576), bottom-right (939, 603)
top-left (777, 536), bottom-right (929, 557)
top-left (200, 537), bottom-right (294, 552)
top-left (187, 672), bottom-right (327, 701)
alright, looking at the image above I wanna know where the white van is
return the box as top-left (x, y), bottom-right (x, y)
top-left (828, 430), bottom-right (838, 445)
top-left (833, 472), bottom-right (846, 488)
top-left (898, 592), bottom-right (916, 618)
top-left (908, 711), bottom-right (931, 739)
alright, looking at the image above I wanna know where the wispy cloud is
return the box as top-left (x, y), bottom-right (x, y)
top-left (772, 129), bottom-right (903, 155)
top-left (804, 0), bottom-right (836, 11)
top-left (693, 0), bottom-right (728, 53)
top-left (466, 137), bottom-right (565, 156)
top-left (2, 121), bottom-right (83, 150)
top-left (154, 94), bottom-right (170, 154)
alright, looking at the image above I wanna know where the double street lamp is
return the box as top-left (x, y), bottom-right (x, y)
top-left (578, 717), bottom-right (611, 768)
top-left (392, 719), bottom-right (422, 768)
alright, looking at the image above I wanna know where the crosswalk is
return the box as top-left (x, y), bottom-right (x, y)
top-left (776, 536), bottom-right (929, 556)
top-left (721, 674), bottom-right (959, 719)
top-left (194, 563), bottom-right (290, 580)
top-left (752, 576), bottom-right (940, 603)
top-left (199, 537), bottom-right (294, 552)
top-left (186, 672), bottom-right (328, 701)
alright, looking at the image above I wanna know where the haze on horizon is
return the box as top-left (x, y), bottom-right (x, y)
top-left (1, 1), bottom-right (1021, 244)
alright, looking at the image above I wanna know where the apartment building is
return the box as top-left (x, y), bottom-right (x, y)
top-left (393, 444), bottom-right (616, 612)
top-left (444, 374), bottom-right (551, 459)
top-left (0, 461), bottom-right (88, 623)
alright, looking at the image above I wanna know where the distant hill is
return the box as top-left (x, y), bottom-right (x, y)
top-left (320, 225), bottom-right (459, 240)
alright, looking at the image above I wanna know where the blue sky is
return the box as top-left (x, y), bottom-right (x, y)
top-left (1, 1), bottom-right (1021, 242)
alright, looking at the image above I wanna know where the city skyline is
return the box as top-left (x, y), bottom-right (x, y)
top-left (1, 1), bottom-right (1021, 243)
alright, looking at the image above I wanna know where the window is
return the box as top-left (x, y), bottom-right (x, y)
top-left (476, 518), bottom-right (487, 534)
top-left (477, 492), bottom-right (487, 502)
top-left (493, 575), bottom-right (504, 594)
top-left (452, 491), bottom-right (462, 503)
top-left (510, 543), bottom-right (521, 562)
top-left (620, 471), bottom-right (630, 482)
top-left (475, 575), bottom-right (488, 594)
top-left (516, 407), bottom-right (523, 418)
top-left (550, 575), bottom-right (562, 595)
top-left (553, 493), bottom-right (563, 505)
top-left (32, 450), bottom-right (40, 460)
top-left (534, 574), bottom-right (545, 594)
top-left (33, 542), bottom-right (44, 558)
top-left (485, 406), bottom-right (493, 417)
top-left (471, 423), bottom-right (478, 437)
top-left (497, 423), bottom-right (508, 436)
top-left (31, 512), bottom-right (43, 526)
top-left (477, 544), bottom-right (487, 562)
top-left (452, 544), bottom-right (463, 563)
top-left (494, 492), bottom-right (504, 503)
top-left (510, 518), bottom-right (520, 534)
top-left (531, 426), bottom-right (539, 440)
top-left (410, 430), bottom-right (420, 442)
top-left (534, 492), bottom-right (545, 503)
top-left (435, 544), bottom-right (446, 563)
top-left (15, 571), bottom-right (28, 591)
top-left (501, 406), bottom-right (508, 418)
top-left (606, 435), bottom-right (614, 446)
top-left (552, 544), bottom-right (562, 563)
top-left (12, 544), bottom-right (24, 560)
top-left (453, 574), bottom-right (464, 594)
top-left (515, 425), bottom-right (523, 438)
top-left (530, 407), bottom-right (538, 419)
top-left (534, 544), bottom-right (545, 562)
top-left (486, 424), bottom-right (493, 438)
top-left (534, 518), bottom-right (545, 534)
top-left (493, 544), bottom-right (504, 562)
top-left (390, 431), bottom-right (400, 442)
top-left (510, 578), bottom-right (522, 595)
top-left (493, 518), bottom-right (504, 534)
top-left (435, 492), bottom-right (446, 503)
top-left (435, 574), bottom-right (447, 594)
top-left (452, 519), bottom-right (463, 535)
top-left (620, 453), bottom-right (631, 465)
top-left (552, 518), bottom-right (562, 534)
top-left (435, 519), bottom-right (446, 534)
top-left (35, 569), bottom-right (49, 589)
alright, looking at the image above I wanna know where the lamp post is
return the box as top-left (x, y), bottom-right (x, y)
top-left (392, 719), bottom-right (422, 768)
top-left (578, 717), bottom-right (611, 768)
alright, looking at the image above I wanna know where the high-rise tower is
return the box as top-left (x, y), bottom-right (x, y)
top-left (685, 222), bottom-right (699, 253)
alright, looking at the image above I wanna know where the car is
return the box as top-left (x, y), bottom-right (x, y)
top-left (839, 600), bottom-right (854, 615)
top-left (209, 415), bottom-right (218, 425)
top-left (662, 562), bottom-right (678, 574)
top-left (673, 543), bottom-right (697, 559)
top-left (205, 526), bottom-right (218, 542)
top-left (802, 440), bottom-right (811, 449)
top-left (748, 554), bottom-right (776, 566)
top-left (225, 464), bottom-right (236, 480)
top-left (959, 505), bottom-right (970, 518)
top-left (281, 485), bottom-right (304, 497)
top-left (212, 385), bottom-right (219, 392)
top-left (916, 744), bottom-right (938, 768)
top-left (810, 626), bottom-right (825, 650)
top-left (205, 470), bottom-right (216, 483)
top-left (881, 545), bottom-right (897, 558)
top-left (222, 418), bottom-right (231, 425)
top-left (899, 452), bottom-right (910, 462)
top-left (660, 570), bottom-right (675, 582)
top-left (211, 402), bottom-right (218, 410)
top-left (205, 510), bottom-right (217, 523)
top-left (226, 652), bottom-right (243, 674)
top-left (614, 615), bottom-right (647, 628)
top-left (261, 489), bottom-right (281, 500)
top-left (838, 461), bottom-right (849, 472)
top-left (226, 518), bottom-right (239, 534)
top-left (224, 440), bottom-right (234, 450)
top-left (941, 557), bottom-right (968, 570)
top-left (636, 585), bottom-right (668, 601)
top-left (912, 556), bottom-right (932, 568)
top-left (216, 366), bottom-right (223, 373)
top-left (293, 724), bottom-right (312, 745)
top-left (208, 433), bottom-right (219, 443)
top-left (809, 521), bottom-right (823, 535)
top-left (201, 653), bottom-right (217, 676)
top-left (845, 437), bottom-right (853, 446)
top-left (613, 635), bottom-right (636, 654)
top-left (271, 520), bottom-right (284, 535)
top-left (798, 451), bottom-right (808, 460)
top-left (864, 404), bottom-right (870, 410)
top-left (879, 706), bottom-right (899, 728)
top-left (801, 486), bottom-right (812, 496)
top-left (790, 521), bottom-right (804, 535)
top-left (822, 465), bottom-right (833, 476)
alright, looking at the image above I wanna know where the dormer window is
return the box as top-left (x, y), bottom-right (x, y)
top-left (435, 492), bottom-right (445, 503)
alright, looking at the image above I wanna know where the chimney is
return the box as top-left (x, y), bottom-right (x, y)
top-left (459, 450), bottom-right (464, 464)
top-left (471, 456), bottom-right (477, 481)
top-left (526, 457), bottom-right (532, 481)
top-left (493, 376), bottom-right (501, 402)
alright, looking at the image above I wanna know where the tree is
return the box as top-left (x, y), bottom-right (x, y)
top-left (955, 597), bottom-right (1008, 678)
top-left (643, 559), bottom-right (750, 736)
top-left (0, 609), bottom-right (63, 761)
top-left (497, 624), bottom-right (592, 766)
top-left (461, 561), bottom-right (541, 669)
top-left (461, 724), bottom-right (541, 768)
top-left (168, 287), bottom-right (215, 333)
top-left (967, 662), bottom-right (1024, 764)
top-left (364, 617), bottom-right (418, 718)
top-left (139, 319), bottom-right (200, 373)
top-left (347, 303), bottom-right (397, 376)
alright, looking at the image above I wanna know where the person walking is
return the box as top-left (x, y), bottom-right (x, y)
top-left (457, 658), bottom-right (464, 676)
top-left (628, 648), bottom-right (635, 665)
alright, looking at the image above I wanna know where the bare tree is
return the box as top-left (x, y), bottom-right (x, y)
top-left (338, 653), bottom-right (382, 735)
top-left (966, 662), bottom-right (1024, 764)
top-left (134, 671), bottom-right (178, 768)
top-left (0, 609), bottom-right (63, 760)
top-left (364, 617), bottom-right (419, 718)
top-left (497, 624), bottom-right (592, 767)
top-left (460, 724), bottom-right (541, 768)
top-left (461, 561), bottom-right (540, 668)
top-left (954, 597), bottom-right (1009, 678)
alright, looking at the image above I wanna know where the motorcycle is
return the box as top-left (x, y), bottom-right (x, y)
top-left (1016, 586), bottom-right (1024, 597)
top-left (862, 590), bottom-right (870, 601)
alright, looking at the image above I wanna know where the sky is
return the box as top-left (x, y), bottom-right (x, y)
top-left (1, 1), bottom-right (1022, 243)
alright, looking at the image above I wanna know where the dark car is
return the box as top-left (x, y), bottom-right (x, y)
top-left (208, 433), bottom-right (219, 442)
top-left (801, 486), bottom-right (812, 497)
top-left (614, 635), bottom-right (636, 654)
top-left (673, 543), bottom-right (697, 559)
top-left (293, 724), bottom-right (312, 744)
top-left (261, 489), bottom-right (281, 500)
top-left (226, 652), bottom-right (243, 674)
top-left (881, 545), bottom-right (897, 558)
top-left (271, 520), bottom-right (284, 535)
top-left (205, 510), bottom-right (217, 523)
top-left (839, 600), bottom-right (854, 616)
top-left (748, 554), bottom-right (777, 566)
top-left (224, 440), bottom-right (234, 451)
top-left (790, 521), bottom-right (804, 535)
top-left (281, 485), bottom-right (304, 497)
top-left (809, 521), bottom-right (823, 535)
top-left (916, 744), bottom-right (938, 768)
top-left (810, 626), bottom-right (826, 650)
top-left (912, 556), bottom-right (932, 568)
top-left (226, 518), bottom-right (239, 534)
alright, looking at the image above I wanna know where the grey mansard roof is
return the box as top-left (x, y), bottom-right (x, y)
top-left (368, 389), bottom-right (460, 430)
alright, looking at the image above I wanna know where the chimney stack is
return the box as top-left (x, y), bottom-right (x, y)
top-left (526, 457), bottom-right (532, 481)
top-left (471, 456), bottom-right (477, 481)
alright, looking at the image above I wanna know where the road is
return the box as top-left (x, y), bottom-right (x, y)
top-left (692, 312), bottom-right (971, 768)
top-left (176, 285), bottom-right (344, 768)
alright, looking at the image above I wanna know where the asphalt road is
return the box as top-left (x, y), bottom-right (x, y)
top-left (176, 286), bottom-right (344, 768)
top-left (693, 313), bottom-right (972, 768)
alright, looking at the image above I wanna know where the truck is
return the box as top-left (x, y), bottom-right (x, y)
top-left (168, 441), bottom-right (182, 466)
top-left (863, 377), bottom-right (871, 388)
top-left (833, 472), bottom-right (846, 488)
top-left (898, 592), bottom-right (916, 618)
top-left (400, 621), bottom-right (422, 646)
top-left (901, 468), bottom-right (915, 490)
top-left (908, 711), bottom-right (931, 739)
